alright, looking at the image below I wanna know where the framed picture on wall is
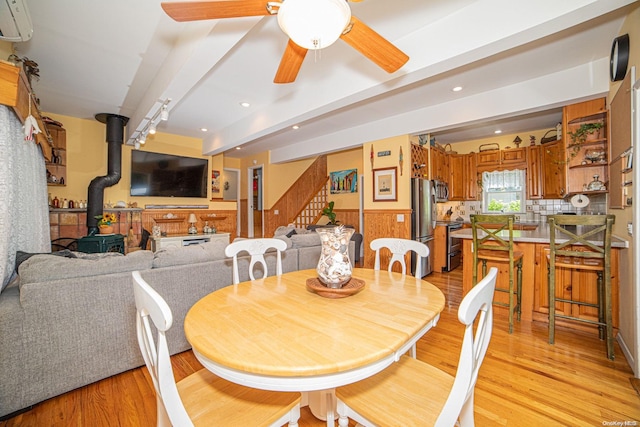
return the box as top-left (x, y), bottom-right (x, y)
top-left (372, 167), bottom-right (397, 201)
top-left (211, 170), bottom-right (221, 197)
top-left (330, 169), bottom-right (358, 194)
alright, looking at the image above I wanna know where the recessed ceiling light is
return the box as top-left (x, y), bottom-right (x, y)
top-left (235, 147), bottom-right (241, 150)
top-left (200, 128), bottom-right (208, 132)
top-left (494, 130), bottom-right (502, 134)
top-left (240, 102), bottom-right (250, 108)
top-left (292, 125), bottom-right (299, 130)
top-left (452, 86), bottom-right (463, 92)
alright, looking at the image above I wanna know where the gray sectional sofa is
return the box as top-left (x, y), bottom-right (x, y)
top-left (0, 232), bottom-right (355, 418)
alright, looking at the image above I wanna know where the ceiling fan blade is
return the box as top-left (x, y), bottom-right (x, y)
top-left (340, 16), bottom-right (409, 73)
top-left (161, 1), bottom-right (272, 22)
top-left (274, 39), bottom-right (308, 84)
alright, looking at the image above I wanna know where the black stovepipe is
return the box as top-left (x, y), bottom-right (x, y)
top-left (86, 113), bottom-right (129, 236)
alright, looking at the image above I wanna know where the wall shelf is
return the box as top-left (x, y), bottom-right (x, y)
top-left (153, 217), bottom-right (185, 223)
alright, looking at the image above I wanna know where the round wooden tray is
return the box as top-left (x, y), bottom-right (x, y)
top-left (306, 277), bottom-right (365, 299)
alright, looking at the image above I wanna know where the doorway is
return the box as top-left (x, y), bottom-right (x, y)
top-left (223, 168), bottom-right (241, 237)
top-left (248, 165), bottom-right (263, 238)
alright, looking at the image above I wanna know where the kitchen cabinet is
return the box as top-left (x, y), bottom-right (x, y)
top-left (542, 140), bottom-right (566, 199)
top-left (501, 147), bottom-right (527, 167)
top-left (449, 153), bottom-right (478, 201)
top-left (533, 244), bottom-right (619, 331)
top-left (448, 154), bottom-right (465, 200)
top-left (429, 145), bottom-right (449, 182)
top-left (465, 152), bottom-right (478, 200)
top-left (432, 225), bottom-right (447, 272)
top-left (476, 150), bottom-right (500, 169)
top-left (46, 124), bottom-right (67, 186)
top-left (527, 145), bottom-right (543, 199)
top-left (477, 147), bottom-right (526, 172)
top-left (563, 98), bottom-right (608, 196)
top-left (410, 143), bottom-right (429, 178)
top-left (461, 238), bottom-right (621, 331)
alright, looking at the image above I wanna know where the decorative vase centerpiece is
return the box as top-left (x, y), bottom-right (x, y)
top-left (316, 225), bottom-right (354, 289)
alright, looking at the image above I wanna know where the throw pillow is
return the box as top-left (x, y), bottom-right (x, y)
top-left (15, 249), bottom-right (76, 271)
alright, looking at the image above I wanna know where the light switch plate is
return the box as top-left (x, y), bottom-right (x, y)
top-left (397, 214), bottom-right (405, 222)
top-left (628, 222), bottom-right (633, 236)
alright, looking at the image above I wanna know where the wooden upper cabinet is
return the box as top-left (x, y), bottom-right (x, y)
top-left (448, 154), bottom-right (466, 200)
top-left (527, 145), bottom-right (543, 199)
top-left (476, 147), bottom-right (526, 171)
top-left (542, 140), bottom-right (566, 199)
top-left (465, 152), bottom-right (478, 200)
top-left (429, 145), bottom-right (448, 182)
top-left (563, 98), bottom-right (606, 123)
top-left (476, 150), bottom-right (500, 168)
top-left (562, 97), bottom-right (608, 196)
top-left (501, 147), bottom-right (527, 167)
top-left (449, 153), bottom-right (478, 201)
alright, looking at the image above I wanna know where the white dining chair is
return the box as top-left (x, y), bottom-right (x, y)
top-left (225, 238), bottom-right (287, 284)
top-left (131, 271), bottom-right (301, 427)
top-left (370, 237), bottom-right (430, 278)
top-left (334, 267), bottom-right (498, 427)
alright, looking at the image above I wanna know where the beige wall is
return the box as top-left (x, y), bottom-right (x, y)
top-left (363, 135), bottom-right (412, 210)
top-left (45, 113), bottom-right (235, 210)
top-left (327, 147), bottom-right (363, 210)
top-left (0, 41), bottom-right (13, 61)
top-left (607, 3), bottom-right (639, 375)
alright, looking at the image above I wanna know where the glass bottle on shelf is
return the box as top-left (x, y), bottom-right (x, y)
top-left (203, 221), bottom-right (211, 234)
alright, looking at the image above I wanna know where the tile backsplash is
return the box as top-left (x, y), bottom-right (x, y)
top-left (437, 194), bottom-right (607, 223)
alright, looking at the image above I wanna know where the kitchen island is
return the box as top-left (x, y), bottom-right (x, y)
top-left (452, 226), bottom-right (628, 333)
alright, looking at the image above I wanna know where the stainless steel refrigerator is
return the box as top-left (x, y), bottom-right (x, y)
top-left (411, 178), bottom-right (436, 277)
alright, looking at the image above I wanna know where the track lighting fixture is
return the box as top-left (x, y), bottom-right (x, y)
top-left (128, 98), bottom-right (171, 147)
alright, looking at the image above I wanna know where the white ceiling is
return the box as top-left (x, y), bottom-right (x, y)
top-left (16, 0), bottom-right (637, 162)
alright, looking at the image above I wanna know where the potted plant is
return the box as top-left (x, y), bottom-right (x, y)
top-left (568, 122), bottom-right (603, 144)
top-left (321, 201), bottom-right (340, 225)
top-left (95, 213), bottom-right (117, 234)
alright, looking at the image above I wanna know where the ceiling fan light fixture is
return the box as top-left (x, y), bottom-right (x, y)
top-left (277, 0), bottom-right (351, 50)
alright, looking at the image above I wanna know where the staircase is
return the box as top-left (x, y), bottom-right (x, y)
top-left (290, 179), bottom-right (330, 229)
top-left (264, 155), bottom-right (329, 236)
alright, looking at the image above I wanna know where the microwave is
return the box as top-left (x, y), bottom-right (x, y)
top-left (434, 180), bottom-right (449, 202)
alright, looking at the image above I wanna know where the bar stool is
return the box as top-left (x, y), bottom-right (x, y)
top-left (547, 214), bottom-right (615, 360)
top-left (471, 214), bottom-right (523, 334)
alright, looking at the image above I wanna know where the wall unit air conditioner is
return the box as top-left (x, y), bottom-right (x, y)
top-left (0, 0), bottom-right (33, 42)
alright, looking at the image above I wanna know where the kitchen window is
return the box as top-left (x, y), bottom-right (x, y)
top-left (482, 170), bottom-right (525, 213)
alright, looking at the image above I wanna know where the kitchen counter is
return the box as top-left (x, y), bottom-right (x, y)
top-left (454, 224), bottom-right (627, 333)
top-left (451, 225), bottom-right (629, 248)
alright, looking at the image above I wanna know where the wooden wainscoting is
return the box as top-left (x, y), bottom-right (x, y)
top-left (142, 209), bottom-right (237, 240)
top-left (363, 209), bottom-right (412, 270)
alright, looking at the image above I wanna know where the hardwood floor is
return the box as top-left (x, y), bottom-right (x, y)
top-left (2, 268), bottom-right (638, 426)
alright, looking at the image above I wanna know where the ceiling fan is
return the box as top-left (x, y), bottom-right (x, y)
top-left (161, 0), bottom-right (409, 84)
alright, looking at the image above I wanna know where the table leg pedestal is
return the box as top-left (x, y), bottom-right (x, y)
top-left (303, 390), bottom-right (337, 425)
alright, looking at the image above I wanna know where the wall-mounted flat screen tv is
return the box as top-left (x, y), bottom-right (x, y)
top-left (130, 150), bottom-right (208, 198)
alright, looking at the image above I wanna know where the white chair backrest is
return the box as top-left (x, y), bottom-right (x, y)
top-left (370, 238), bottom-right (430, 277)
top-left (436, 267), bottom-right (497, 427)
top-left (132, 271), bottom-right (194, 427)
top-left (225, 238), bottom-right (287, 284)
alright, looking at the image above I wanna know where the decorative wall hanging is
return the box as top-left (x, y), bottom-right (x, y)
top-left (330, 169), bottom-right (358, 194)
top-left (372, 167), bottom-right (397, 201)
top-left (211, 170), bottom-right (221, 196)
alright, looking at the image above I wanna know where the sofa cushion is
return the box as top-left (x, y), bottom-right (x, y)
top-left (18, 250), bottom-right (154, 285)
top-left (152, 239), bottom-right (227, 268)
top-left (290, 233), bottom-right (321, 248)
top-left (273, 235), bottom-right (293, 249)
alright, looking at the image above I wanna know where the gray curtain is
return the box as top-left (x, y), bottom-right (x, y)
top-left (0, 105), bottom-right (50, 289)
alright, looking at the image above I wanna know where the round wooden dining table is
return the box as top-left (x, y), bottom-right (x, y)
top-left (184, 268), bottom-right (445, 420)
